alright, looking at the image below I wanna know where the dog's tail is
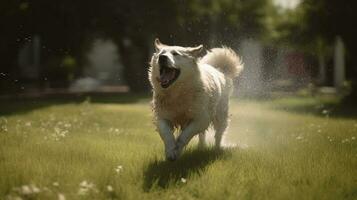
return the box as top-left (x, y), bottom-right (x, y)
top-left (199, 47), bottom-right (243, 78)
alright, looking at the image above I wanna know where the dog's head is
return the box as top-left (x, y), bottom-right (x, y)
top-left (149, 38), bottom-right (203, 90)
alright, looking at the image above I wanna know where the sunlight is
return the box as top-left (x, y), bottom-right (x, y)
top-left (274, 0), bottom-right (300, 10)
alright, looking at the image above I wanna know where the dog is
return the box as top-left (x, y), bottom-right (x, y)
top-left (149, 38), bottom-right (243, 161)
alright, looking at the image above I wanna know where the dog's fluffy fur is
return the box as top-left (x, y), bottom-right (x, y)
top-left (149, 39), bottom-right (243, 161)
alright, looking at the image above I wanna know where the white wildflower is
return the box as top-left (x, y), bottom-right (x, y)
top-left (352, 136), bottom-right (356, 140)
top-left (107, 185), bottom-right (114, 192)
top-left (78, 180), bottom-right (96, 196)
top-left (1, 125), bottom-right (7, 132)
top-left (115, 165), bottom-right (123, 173)
top-left (296, 136), bottom-right (303, 140)
top-left (341, 139), bottom-right (349, 143)
top-left (31, 185), bottom-right (40, 194)
top-left (181, 178), bottom-right (187, 183)
top-left (58, 193), bottom-right (66, 200)
top-left (6, 195), bottom-right (22, 200)
top-left (53, 182), bottom-right (59, 187)
top-left (59, 130), bottom-right (68, 138)
top-left (16, 184), bottom-right (41, 196)
top-left (79, 181), bottom-right (93, 188)
top-left (21, 185), bottom-right (31, 195)
top-left (0, 118), bottom-right (8, 132)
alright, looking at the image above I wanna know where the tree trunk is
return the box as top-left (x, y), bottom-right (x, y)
top-left (117, 38), bottom-right (150, 93)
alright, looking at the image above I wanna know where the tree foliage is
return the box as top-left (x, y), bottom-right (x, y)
top-left (277, 0), bottom-right (357, 79)
top-left (0, 0), bottom-right (274, 92)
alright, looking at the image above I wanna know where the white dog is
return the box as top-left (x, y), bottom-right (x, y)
top-left (149, 39), bottom-right (243, 161)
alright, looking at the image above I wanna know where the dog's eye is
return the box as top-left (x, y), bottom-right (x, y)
top-left (172, 51), bottom-right (179, 56)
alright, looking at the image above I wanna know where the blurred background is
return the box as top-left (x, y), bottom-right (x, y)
top-left (1, 0), bottom-right (357, 100)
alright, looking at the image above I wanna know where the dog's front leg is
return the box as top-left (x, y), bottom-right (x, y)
top-left (175, 116), bottom-right (209, 158)
top-left (157, 119), bottom-right (177, 161)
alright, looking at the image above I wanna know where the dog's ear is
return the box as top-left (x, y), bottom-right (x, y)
top-left (154, 38), bottom-right (164, 52)
top-left (186, 45), bottom-right (203, 57)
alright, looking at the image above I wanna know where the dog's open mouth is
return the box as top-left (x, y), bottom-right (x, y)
top-left (157, 65), bottom-right (180, 88)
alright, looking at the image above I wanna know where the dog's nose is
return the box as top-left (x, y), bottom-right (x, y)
top-left (159, 55), bottom-right (168, 65)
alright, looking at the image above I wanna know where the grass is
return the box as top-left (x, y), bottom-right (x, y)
top-left (0, 95), bottom-right (356, 199)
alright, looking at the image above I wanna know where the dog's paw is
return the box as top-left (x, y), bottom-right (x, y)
top-left (165, 149), bottom-right (178, 161)
top-left (165, 142), bottom-right (184, 161)
top-left (166, 146), bottom-right (184, 161)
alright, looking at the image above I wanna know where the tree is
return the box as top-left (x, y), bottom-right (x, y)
top-left (0, 0), bottom-right (275, 93)
top-left (275, 0), bottom-right (357, 97)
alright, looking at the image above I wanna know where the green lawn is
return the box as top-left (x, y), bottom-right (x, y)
top-left (0, 95), bottom-right (356, 199)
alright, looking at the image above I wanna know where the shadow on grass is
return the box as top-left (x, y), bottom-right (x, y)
top-left (0, 92), bottom-right (149, 116)
top-left (143, 147), bottom-right (231, 191)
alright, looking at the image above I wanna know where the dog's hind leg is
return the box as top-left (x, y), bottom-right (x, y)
top-left (213, 105), bottom-right (229, 149)
top-left (213, 121), bottom-right (227, 148)
top-left (198, 132), bottom-right (206, 148)
top-left (175, 114), bottom-right (210, 158)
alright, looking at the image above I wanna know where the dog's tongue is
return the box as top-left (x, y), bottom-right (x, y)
top-left (160, 68), bottom-right (175, 84)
